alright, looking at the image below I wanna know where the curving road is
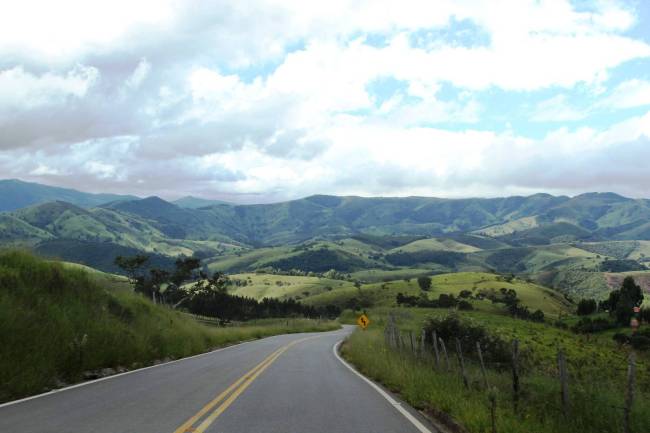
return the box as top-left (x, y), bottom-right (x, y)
top-left (0, 325), bottom-right (436, 433)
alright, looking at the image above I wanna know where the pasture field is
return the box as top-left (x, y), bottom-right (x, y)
top-left (227, 272), bottom-right (354, 300)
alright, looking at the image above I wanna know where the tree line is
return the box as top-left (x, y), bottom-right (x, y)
top-left (114, 254), bottom-right (340, 322)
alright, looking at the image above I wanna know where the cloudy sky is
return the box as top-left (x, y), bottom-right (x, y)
top-left (1, 0), bottom-right (650, 203)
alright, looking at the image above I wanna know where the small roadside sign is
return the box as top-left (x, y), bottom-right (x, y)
top-left (357, 314), bottom-right (370, 330)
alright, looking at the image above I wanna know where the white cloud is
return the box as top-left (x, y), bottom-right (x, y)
top-left (599, 79), bottom-right (650, 109)
top-left (29, 164), bottom-right (59, 176)
top-left (0, 65), bottom-right (98, 110)
top-left (531, 95), bottom-right (587, 122)
top-left (125, 58), bottom-right (151, 90)
top-left (2, 0), bottom-right (650, 201)
top-left (0, 0), bottom-right (174, 63)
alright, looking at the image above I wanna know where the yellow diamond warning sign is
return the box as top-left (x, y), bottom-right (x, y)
top-left (357, 314), bottom-right (370, 330)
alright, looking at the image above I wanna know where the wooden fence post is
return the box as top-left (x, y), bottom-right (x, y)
top-left (511, 339), bottom-right (520, 413)
top-left (455, 338), bottom-right (469, 389)
top-left (477, 341), bottom-right (489, 389)
top-left (488, 387), bottom-right (497, 433)
top-left (433, 330), bottom-right (440, 369)
top-left (439, 337), bottom-right (450, 372)
top-left (393, 325), bottom-right (401, 350)
top-left (409, 331), bottom-right (415, 354)
top-left (623, 352), bottom-right (636, 433)
top-left (557, 348), bottom-right (569, 417)
top-left (420, 328), bottom-right (426, 358)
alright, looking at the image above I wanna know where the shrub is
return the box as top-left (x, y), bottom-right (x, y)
top-left (424, 315), bottom-right (512, 367)
top-left (576, 299), bottom-right (597, 316)
top-left (417, 276), bottom-right (432, 291)
top-left (613, 332), bottom-right (630, 345)
top-left (630, 335), bottom-right (650, 350)
top-left (573, 317), bottom-right (616, 333)
top-left (530, 309), bottom-right (545, 322)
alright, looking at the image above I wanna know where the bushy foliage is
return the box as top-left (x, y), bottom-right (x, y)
top-left (424, 315), bottom-right (511, 367)
top-left (606, 276), bottom-right (644, 325)
top-left (266, 248), bottom-right (364, 272)
top-left (613, 328), bottom-right (650, 351)
top-left (599, 259), bottom-right (646, 273)
top-left (417, 276), bottom-right (432, 291)
top-left (576, 298), bottom-right (598, 315)
top-left (572, 317), bottom-right (616, 333)
top-left (385, 250), bottom-right (466, 267)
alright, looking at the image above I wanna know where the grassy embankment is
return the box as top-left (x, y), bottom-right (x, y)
top-left (0, 250), bottom-right (338, 403)
top-left (341, 308), bottom-right (650, 433)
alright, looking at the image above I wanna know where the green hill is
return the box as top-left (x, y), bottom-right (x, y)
top-left (173, 196), bottom-right (232, 209)
top-left (0, 251), bottom-right (338, 402)
top-left (0, 179), bottom-right (136, 212)
top-left (0, 215), bottom-right (54, 245)
top-left (235, 270), bottom-right (573, 318)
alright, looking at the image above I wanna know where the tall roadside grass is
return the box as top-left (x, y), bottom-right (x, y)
top-left (0, 250), bottom-right (338, 403)
top-left (341, 325), bottom-right (649, 433)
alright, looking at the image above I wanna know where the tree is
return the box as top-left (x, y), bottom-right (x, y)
top-left (171, 257), bottom-right (201, 287)
top-left (614, 277), bottom-right (644, 325)
top-left (576, 299), bottom-right (597, 316)
top-left (530, 309), bottom-right (545, 322)
top-left (114, 254), bottom-right (149, 290)
top-left (437, 293), bottom-right (457, 308)
top-left (149, 268), bottom-right (170, 304)
top-left (417, 276), bottom-right (432, 291)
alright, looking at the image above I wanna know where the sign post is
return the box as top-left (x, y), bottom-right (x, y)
top-left (357, 314), bottom-right (370, 330)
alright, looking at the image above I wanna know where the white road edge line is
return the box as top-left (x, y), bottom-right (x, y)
top-left (0, 339), bottom-right (260, 410)
top-left (333, 341), bottom-right (435, 433)
top-left (1, 327), bottom-right (346, 409)
top-left (2, 327), bottom-right (323, 410)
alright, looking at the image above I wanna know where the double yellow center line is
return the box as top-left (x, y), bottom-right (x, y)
top-left (173, 336), bottom-right (318, 433)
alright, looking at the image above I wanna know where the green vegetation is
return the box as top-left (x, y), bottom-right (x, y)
top-left (0, 178), bottom-right (136, 212)
top-left (228, 272), bottom-right (354, 300)
top-left (0, 250), bottom-right (338, 403)
top-left (341, 308), bottom-right (649, 433)
top-left (3, 185), bottom-right (650, 308)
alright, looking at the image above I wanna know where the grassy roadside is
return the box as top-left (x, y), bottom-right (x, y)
top-left (340, 311), bottom-right (650, 433)
top-left (0, 250), bottom-right (338, 403)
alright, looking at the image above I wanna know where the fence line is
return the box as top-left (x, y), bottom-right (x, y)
top-left (382, 318), bottom-right (638, 433)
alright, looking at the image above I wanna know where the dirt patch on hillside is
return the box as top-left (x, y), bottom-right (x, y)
top-left (605, 272), bottom-right (650, 294)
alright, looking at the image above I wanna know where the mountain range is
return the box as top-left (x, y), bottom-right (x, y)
top-left (2, 179), bottom-right (650, 297)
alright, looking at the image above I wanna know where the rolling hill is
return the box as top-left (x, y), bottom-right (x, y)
top-left (173, 196), bottom-right (232, 209)
top-left (0, 179), bottom-right (136, 212)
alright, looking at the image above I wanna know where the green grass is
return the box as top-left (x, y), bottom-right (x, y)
top-left (207, 246), bottom-right (294, 273)
top-left (302, 272), bottom-right (572, 318)
top-left (228, 272), bottom-right (354, 300)
top-left (341, 308), bottom-right (650, 433)
top-left (475, 215), bottom-right (539, 237)
top-left (388, 237), bottom-right (481, 254)
top-left (350, 268), bottom-right (436, 282)
top-left (429, 272), bottom-right (573, 317)
top-left (0, 250), bottom-right (339, 403)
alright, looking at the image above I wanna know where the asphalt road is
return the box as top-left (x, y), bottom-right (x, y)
top-left (0, 325), bottom-right (435, 433)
